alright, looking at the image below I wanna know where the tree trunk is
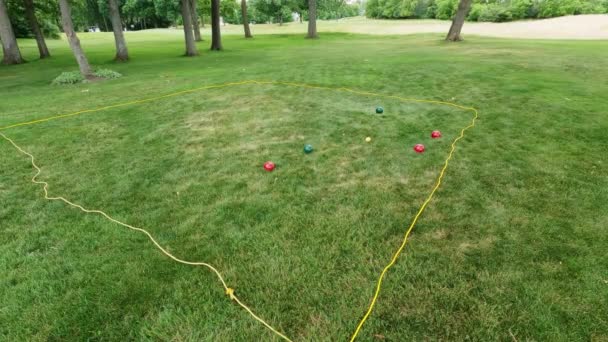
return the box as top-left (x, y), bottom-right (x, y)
top-left (108, 0), bottom-right (128, 61)
top-left (201, 14), bottom-right (205, 28)
top-left (306, 0), bottom-right (317, 38)
top-left (278, 15), bottom-right (282, 26)
top-left (102, 15), bottom-right (109, 31)
top-left (210, 0), bottom-right (222, 50)
top-left (240, 0), bottom-right (252, 38)
top-left (0, 0), bottom-right (24, 64)
top-left (23, 0), bottom-right (50, 59)
top-left (180, 0), bottom-right (198, 56)
top-left (446, 0), bottom-right (472, 42)
top-left (189, 0), bottom-right (201, 41)
top-left (299, 12), bottom-right (302, 23)
top-left (58, 0), bottom-right (93, 78)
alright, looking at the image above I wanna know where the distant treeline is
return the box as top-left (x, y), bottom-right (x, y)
top-left (227, 0), bottom-right (361, 25)
top-left (365, 0), bottom-right (608, 22)
top-left (5, 0), bottom-right (361, 38)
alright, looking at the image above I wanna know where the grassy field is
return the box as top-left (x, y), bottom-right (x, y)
top-left (1, 27), bottom-right (608, 341)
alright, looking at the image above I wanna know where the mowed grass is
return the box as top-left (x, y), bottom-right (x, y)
top-left (1, 29), bottom-right (608, 341)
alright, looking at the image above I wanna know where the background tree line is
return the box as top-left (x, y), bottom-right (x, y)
top-left (4, 0), bottom-right (358, 39)
top-left (0, 0), bottom-right (336, 67)
top-left (366, 0), bottom-right (608, 22)
top-left (244, 0), bottom-right (359, 25)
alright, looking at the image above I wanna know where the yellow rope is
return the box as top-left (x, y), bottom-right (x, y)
top-left (349, 103), bottom-right (478, 341)
top-left (0, 80), bottom-right (478, 341)
top-left (0, 131), bottom-right (294, 342)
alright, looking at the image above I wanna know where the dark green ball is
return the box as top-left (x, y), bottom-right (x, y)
top-left (376, 106), bottom-right (384, 114)
top-left (304, 144), bottom-right (313, 154)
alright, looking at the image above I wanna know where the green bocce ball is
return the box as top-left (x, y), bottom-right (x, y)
top-left (304, 144), bottom-right (313, 154)
top-left (375, 106), bottom-right (384, 114)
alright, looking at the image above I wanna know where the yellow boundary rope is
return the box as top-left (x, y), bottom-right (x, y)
top-left (0, 132), bottom-right (293, 342)
top-left (0, 80), bottom-right (478, 340)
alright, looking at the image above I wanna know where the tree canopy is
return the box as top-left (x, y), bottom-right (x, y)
top-left (6, 0), bottom-right (358, 38)
top-left (365, 0), bottom-right (608, 22)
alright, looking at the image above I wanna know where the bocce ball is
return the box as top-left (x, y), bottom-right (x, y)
top-left (304, 144), bottom-right (313, 154)
top-left (414, 144), bottom-right (425, 153)
top-left (365, 137), bottom-right (372, 143)
top-left (264, 161), bottom-right (276, 171)
top-left (376, 106), bottom-right (384, 114)
top-left (431, 130), bottom-right (442, 139)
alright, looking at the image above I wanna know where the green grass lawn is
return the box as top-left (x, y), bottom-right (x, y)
top-left (1, 29), bottom-right (608, 341)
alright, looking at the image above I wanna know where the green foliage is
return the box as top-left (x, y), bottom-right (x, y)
top-left (365, 0), bottom-right (381, 17)
top-left (509, 0), bottom-right (533, 19)
top-left (248, 0), bottom-right (357, 23)
top-left (94, 69), bottom-right (123, 79)
top-left (477, 3), bottom-right (512, 22)
top-left (536, 0), bottom-right (575, 18)
top-left (120, 0), bottom-right (175, 30)
top-left (250, 0), bottom-right (294, 24)
top-left (467, 3), bottom-right (482, 21)
top-left (52, 69), bottom-right (122, 85)
top-left (40, 19), bottom-right (61, 39)
top-left (5, 0), bottom-right (30, 38)
top-left (413, 0), bottom-right (433, 17)
top-left (365, 0), bottom-right (608, 21)
top-left (220, 0), bottom-right (241, 24)
top-left (248, 0), bottom-right (273, 23)
top-left (5, 0), bottom-right (60, 38)
top-left (533, 0), bottom-right (608, 18)
top-left (51, 71), bottom-right (85, 85)
top-left (318, 0), bottom-right (359, 19)
top-left (366, 0), bottom-right (435, 18)
top-left (434, 0), bottom-right (457, 19)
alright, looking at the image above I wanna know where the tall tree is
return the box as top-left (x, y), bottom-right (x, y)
top-left (0, 0), bottom-right (24, 64)
top-left (108, 0), bottom-right (129, 61)
top-left (209, 0), bottom-right (221, 50)
top-left (180, 0), bottom-right (198, 55)
top-left (59, 0), bottom-right (93, 77)
top-left (446, 0), bottom-right (472, 42)
top-left (190, 0), bottom-right (201, 41)
top-left (23, 0), bottom-right (50, 59)
top-left (306, 0), bottom-right (317, 38)
top-left (241, 0), bottom-right (252, 38)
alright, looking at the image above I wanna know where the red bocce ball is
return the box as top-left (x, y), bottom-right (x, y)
top-left (414, 144), bottom-right (425, 153)
top-left (264, 161), bottom-right (276, 172)
top-left (431, 130), bottom-right (442, 139)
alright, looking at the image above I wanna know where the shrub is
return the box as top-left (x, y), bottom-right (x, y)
top-left (52, 71), bottom-right (84, 85)
top-left (364, 0), bottom-right (608, 20)
top-left (578, 1), bottom-right (606, 14)
top-left (510, 0), bottom-right (533, 19)
top-left (366, 0), bottom-right (382, 17)
top-left (41, 19), bottom-right (61, 39)
top-left (425, 1), bottom-right (437, 18)
top-left (536, 0), bottom-right (578, 18)
top-left (435, 0), bottom-right (458, 20)
top-left (52, 69), bottom-right (122, 85)
top-left (414, 0), bottom-right (433, 18)
top-left (397, 0), bottom-right (419, 18)
top-left (467, 3), bottom-right (483, 21)
top-left (478, 4), bottom-right (513, 22)
top-left (94, 69), bottom-right (123, 79)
